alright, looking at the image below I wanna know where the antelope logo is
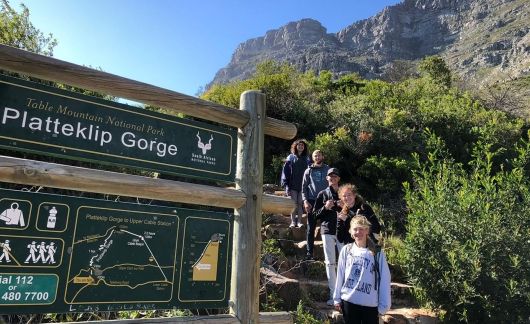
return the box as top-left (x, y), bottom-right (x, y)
top-left (196, 132), bottom-right (213, 154)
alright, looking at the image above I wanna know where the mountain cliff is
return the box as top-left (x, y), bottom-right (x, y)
top-left (210, 0), bottom-right (529, 87)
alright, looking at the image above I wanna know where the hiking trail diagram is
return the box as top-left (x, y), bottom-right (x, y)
top-left (64, 208), bottom-right (179, 304)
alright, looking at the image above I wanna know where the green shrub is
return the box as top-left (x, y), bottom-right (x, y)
top-left (403, 132), bottom-right (530, 323)
top-left (382, 235), bottom-right (408, 283)
top-left (293, 300), bottom-right (328, 324)
top-left (262, 239), bottom-right (284, 259)
top-left (263, 154), bottom-right (285, 185)
top-left (309, 126), bottom-right (351, 167)
top-left (260, 290), bottom-right (283, 312)
top-left (358, 155), bottom-right (414, 197)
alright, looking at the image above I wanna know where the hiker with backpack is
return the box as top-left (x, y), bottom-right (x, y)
top-left (336, 184), bottom-right (381, 245)
top-left (333, 216), bottom-right (391, 324)
top-left (281, 139), bottom-right (311, 228)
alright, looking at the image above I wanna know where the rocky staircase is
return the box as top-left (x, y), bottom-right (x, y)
top-left (260, 189), bottom-right (439, 323)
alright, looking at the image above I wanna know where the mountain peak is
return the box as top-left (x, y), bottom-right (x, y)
top-left (210, 0), bottom-right (529, 87)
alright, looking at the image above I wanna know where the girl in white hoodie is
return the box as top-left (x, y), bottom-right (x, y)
top-left (333, 216), bottom-right (391, 324)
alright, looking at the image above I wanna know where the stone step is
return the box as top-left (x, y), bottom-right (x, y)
top-left (268, 236), bottom-right (325, 260)
top-left (309, 302), bottom-right (431, 324)
top-left (299, 278), bottom-right (330, 303)
top-left (391, 283), bottom-right (416, 308)
top-left (262, 263), bottom-right (430, 323)
top-left (383, 308), bottom-right (439, 324)
top-left (263, 223), bottom-right (322, 242)
top-left (264, 224), bottom-right (308, 241)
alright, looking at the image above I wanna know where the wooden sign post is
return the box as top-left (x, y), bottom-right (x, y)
top-left (231, 91), bottom-right (266, 323)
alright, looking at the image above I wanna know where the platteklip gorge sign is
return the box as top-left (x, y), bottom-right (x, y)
top-left (0, 75), bottom-right (236, 182)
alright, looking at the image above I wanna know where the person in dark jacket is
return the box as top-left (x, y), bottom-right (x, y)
top-left (336, 183), bottom-right (381, 245)
top-left (280, 139), bottom-right (311, 228)
top-left (301, 149), bottom-right (329, 258)
top-left (313, 167), bottom-right (343, 306)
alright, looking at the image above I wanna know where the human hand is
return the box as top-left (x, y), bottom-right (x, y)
top-left (324, 199), bottom-right (334, 210)
top-left (337, 212), bottom-right (348, 221)
top-left (304, 201), bottom-right (312, 213)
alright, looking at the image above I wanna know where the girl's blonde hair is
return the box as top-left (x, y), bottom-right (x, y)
top-left (349, 215), bottom-right (378, 255)
top-left (338, 183), bottom-right (358, 197)
top-left (349, 215), bottom-right (371, 229)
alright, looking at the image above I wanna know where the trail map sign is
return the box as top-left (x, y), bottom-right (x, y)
top-left (0, 75), bottom-right (236, 182)
top-left (0, 188), bottom-right (233, 313)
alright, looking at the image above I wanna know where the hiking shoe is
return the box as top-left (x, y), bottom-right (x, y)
top-left (326, 299), bottom-right (334, 306)
top-left (296, 223), bottom-right (303, 228)
top-left (289, 223), bottom-right (296, 228)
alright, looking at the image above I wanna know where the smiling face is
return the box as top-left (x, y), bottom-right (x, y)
top-left (348, 216), bottom-right (371, 247)
top-left (296, 142), bottom-right (305, 154)
top-left (312, 151), bottom-right (323, 165)
top-left (340, 188), bottom-right (356, 207)
top-left (327, 173), bottom-right (340, 187)
top-left (351, 225), bottom-right (369, 243)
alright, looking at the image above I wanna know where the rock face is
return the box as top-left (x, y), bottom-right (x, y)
top-left (210, 0), bottom-right (529, 87)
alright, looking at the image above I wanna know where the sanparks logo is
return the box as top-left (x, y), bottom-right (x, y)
top-left (0, 75), bottom-right (236, 182)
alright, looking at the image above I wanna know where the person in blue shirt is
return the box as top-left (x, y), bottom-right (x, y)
top-left (301, 149), bottom-right (329, 259)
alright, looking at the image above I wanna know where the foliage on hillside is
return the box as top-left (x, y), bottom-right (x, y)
top-left (404, 132), bottom-right (530, 323)
top-left (205, 57), bottom-right (530, 319)
top-left (203, 59), bottom-right (525, 206)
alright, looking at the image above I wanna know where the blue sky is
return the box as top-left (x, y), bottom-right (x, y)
top-left (12, 0), bottom-right (402, 97)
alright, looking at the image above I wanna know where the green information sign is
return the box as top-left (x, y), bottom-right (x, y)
top-left (0, 75), bottom-right (236, 182)
top-left (0, 188), bottom-right (233, 313)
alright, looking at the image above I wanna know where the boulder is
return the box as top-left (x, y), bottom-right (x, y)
top-left (383, 308), bottom-right (439, 324)
top-left (264, 224), bottom-right (292, 240)
top-left (260, 267), bottom-right (301, 311)
top-left (263, 213), bottom-right (291, 226)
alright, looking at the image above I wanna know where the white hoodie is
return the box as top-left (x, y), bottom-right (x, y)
top-left (333, 243), bottom-right (391, 315)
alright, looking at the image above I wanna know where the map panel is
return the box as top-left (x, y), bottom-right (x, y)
top-left (64, 207), bottom-right (179, 304)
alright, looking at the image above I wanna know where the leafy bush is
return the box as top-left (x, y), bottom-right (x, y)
top-left (381, 235), bottom-right (408, 283)
top-left (260, 290), bottom-right (283, 312)
top-left (358, 155), bottom-right (414, 197)
top-left (263, 154), bottom-right (286, 185)
top-left (403, 132), bottom-right (530, 323)
top-left (293, 300), bottom-right (328, 324)
top-left (204, 57), bottom-right (525, 214)
top-left (262, 239), bottom-right (284, 259)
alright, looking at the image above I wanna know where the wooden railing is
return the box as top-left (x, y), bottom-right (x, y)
top-left (0, 44), bottom-right (296, 324)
